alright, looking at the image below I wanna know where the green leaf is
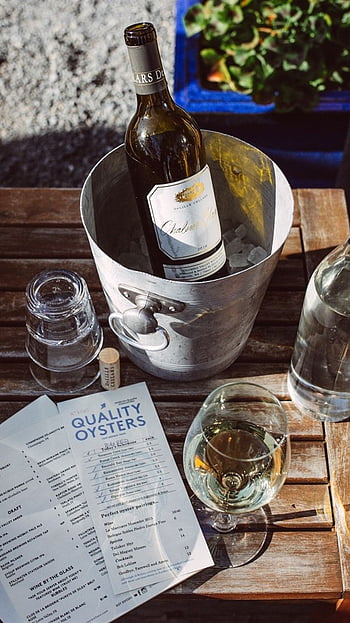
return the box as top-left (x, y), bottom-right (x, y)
top-left (254, 55), bottom-right (275, 80)
top-left (183, 4), bottom-right (207, 37)
top-left (342, 12), bottom-right (350, 27)
top-left (261, 35), bottom-right (280, 53)
top-left (306, 14), bottom-right (330, 43)
top-left (235, 24), bottom-right (260, 49)
top-left (205, 19), bottom-right (230, 39)
top-left (200, 48), bottom-right (221, 66)
top-left (231, 47), bottom-right (255, 65)
top-left (230, 5), bottom-right (244, 24)
top-left (236, 71), bottom-right (254, 90)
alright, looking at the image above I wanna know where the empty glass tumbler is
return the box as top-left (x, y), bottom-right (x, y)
top-left (25, 269), bottom-right (103, 393)
top-left (288, 239), bottom-right (350, 422)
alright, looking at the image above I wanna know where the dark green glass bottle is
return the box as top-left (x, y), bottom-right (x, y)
top-left (124, 22), bottom-right (228, 281)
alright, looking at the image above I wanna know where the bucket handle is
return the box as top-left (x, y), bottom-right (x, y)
top-left (109, 312), bottom-right (169, 352)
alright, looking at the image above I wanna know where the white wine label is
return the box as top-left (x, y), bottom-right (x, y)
top-left (163, 241), bottom-right (226, 281)
top-left (147, 165), bottom-right (221, 261)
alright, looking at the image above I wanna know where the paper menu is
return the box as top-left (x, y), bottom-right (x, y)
top-left (0, 397), bottom-right (114, 623)
top-left (0, 392), bottom-right (213, 623)
top-left (58, 382), bottom-right (213, 595)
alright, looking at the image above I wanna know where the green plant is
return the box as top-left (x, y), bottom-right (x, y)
top-left (184, 0), bottom-right (350, 112)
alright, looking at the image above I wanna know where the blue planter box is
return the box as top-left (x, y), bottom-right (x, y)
top-left (174, 0), bottom-right (350, 115)
top-left (173, 0), bottom-right (350, 188)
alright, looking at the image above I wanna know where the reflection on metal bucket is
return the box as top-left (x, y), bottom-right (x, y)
top-left (80, 131), bottom-right (293, 381)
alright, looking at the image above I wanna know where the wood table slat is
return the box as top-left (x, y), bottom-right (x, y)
top-left (288, 441), bottom-right (328, 483)
top-left (0, 188), bottom-right (81, 225)
top-left (280, 226), bottom-right (302, 258)
top-left (174, 532), bottom-right (341, 600)
top-left (0, 291), bottom-right (109, 324)
top-left (326, 421), bottom-right (350, 599)
top-left (256, 291), bottom-right (304, 325)
top-left (0, 259), bottom-right (100, 290)
top-left (267, 484), bottom-right (332, 528)
top-left (294, 188), bottom-right (350, 277)
top-left (0, 226), bottom-right (91, 258)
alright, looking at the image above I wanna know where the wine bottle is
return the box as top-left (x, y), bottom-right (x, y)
top-left (124, 22), bottom-right (228, 281)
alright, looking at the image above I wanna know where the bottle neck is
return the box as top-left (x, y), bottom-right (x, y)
top-left (134, 88), bottom-right (175, 114)
top-left (126, 39), bottom-right (169, 97)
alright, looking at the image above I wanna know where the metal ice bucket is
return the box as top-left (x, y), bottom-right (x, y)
top-left (80, 131), bottom-right (293, 381)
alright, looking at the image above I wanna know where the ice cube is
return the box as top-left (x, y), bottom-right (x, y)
top-left (223, 228), bottom-right (236, 243)
top-left (234, 224), bottom-right (247, 239)
top-left (248, 246), bottom-right (268, 264)
top-left (225, 236), bottom-right (244, 255)
top-left (242, 242), bottom-right (255, 255)
top-left (229, 253), bottom-right (250, 269)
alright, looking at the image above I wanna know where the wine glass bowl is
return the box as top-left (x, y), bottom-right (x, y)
top-left (183, 382), bottom-right (290, 564)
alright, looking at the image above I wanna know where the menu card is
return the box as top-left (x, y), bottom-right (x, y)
top-left (0, 397), bottom-right (114, 623)
top-left (0, 388), bottom-right (213, 623)
top-left (58, 383), bottom-right (212, 595)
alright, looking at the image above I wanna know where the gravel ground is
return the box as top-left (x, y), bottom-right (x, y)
top-left (0, 0), bottom-right (176, 187)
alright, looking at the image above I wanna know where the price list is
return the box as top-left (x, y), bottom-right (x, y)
top-left (87, 435), bottom-right (175, 508)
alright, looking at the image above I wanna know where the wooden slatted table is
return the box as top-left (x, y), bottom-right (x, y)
top-left (0, 187), bottom-right (349, 623)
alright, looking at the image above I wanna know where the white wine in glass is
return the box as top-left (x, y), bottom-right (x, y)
top-left (183, 382), bottom-right (290, 566)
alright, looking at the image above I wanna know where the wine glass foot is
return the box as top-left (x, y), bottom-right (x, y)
top-left (192, 498), bottom-right (269, 568)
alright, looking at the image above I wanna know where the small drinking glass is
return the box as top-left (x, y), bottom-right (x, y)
top-left (25, 269), bottom-right (103, 393)
top-left (183, 381), bottom-right (290, 567)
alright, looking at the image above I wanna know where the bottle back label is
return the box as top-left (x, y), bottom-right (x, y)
top-left (163, 242), bottom-right (226, 281)
top-left (147, 165), bottom-right (225, 280)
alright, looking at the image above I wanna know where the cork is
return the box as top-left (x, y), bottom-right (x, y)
top-left (99, 347), bottom-right (120, 390)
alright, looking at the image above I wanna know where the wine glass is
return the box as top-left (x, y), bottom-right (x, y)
top-left (183, 381), bottom-right (290, 567)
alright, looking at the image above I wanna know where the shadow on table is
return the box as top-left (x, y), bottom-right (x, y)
top-left (179, 500), bottom-right (324, 592)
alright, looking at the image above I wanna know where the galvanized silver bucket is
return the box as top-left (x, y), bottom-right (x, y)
top-left (80, 130), bottom-right (293, 381)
